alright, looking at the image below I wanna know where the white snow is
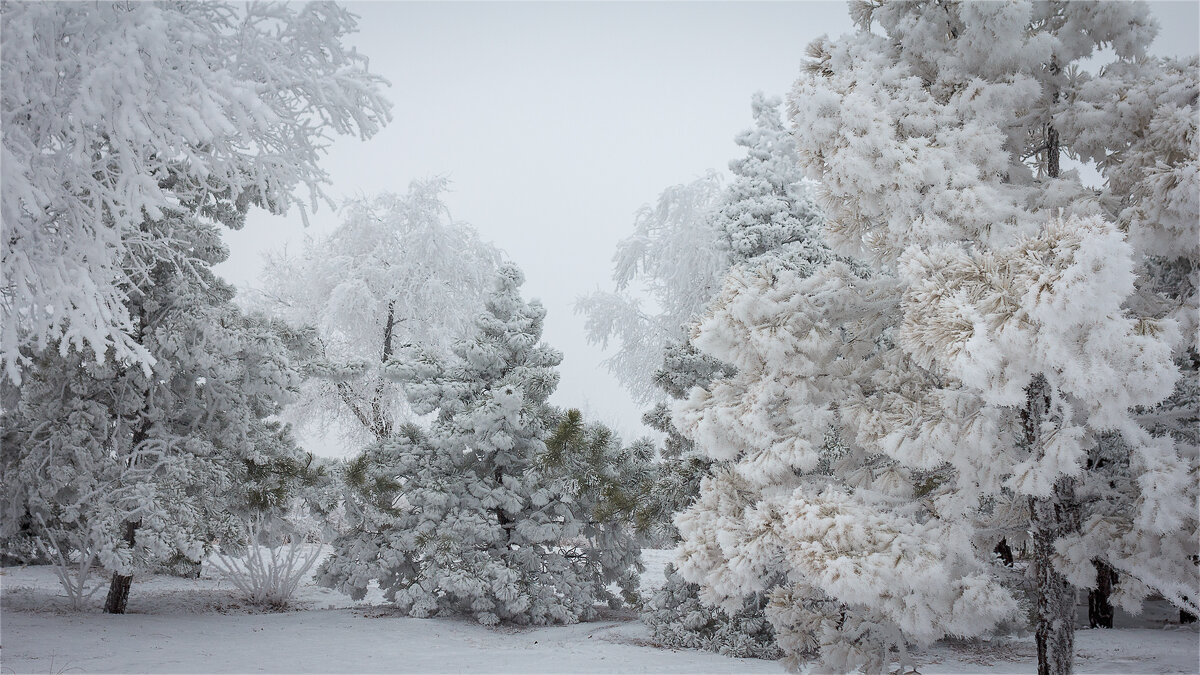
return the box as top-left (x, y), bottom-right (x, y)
top-left (3, 550), bottom-right (1196, 674)
top-left (1, 551), bottom-right (782, 674)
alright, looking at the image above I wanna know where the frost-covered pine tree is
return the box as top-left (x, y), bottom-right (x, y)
top-left (640, 95), bottom-right (837, 661)
top-left (637, 340), bottom-right (735, 545)
top-left (673, 248), bottom-right (1004, 672)
top-left (583, 93), bottom-right (828, 539)
top-left (668, 2), bottom-right (1194, 673)
top-left (717, 93), bottom-right (825, 265)
top-left (541, 408), bottom-right (650, 606)
top-left (1057, 48), bottom-right (1200, 631)
top-left (792, 5), bottom-right (1195, 673)
top-left (642, 92), bottom-right (826, 536)
top-left (1, 1), bottom-right (391, 384)
top-left (257, 179), bottom-right (502, 443)
top-left (1, 211), bottom-right (308, 613)
top-left (318, 265), bottom-right (639, 625)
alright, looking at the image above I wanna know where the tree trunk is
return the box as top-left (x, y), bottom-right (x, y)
top-left (370, 299), bottom-right (397, 439)
top-left (381, 300), bottom-right (397, 363)
top-left (1183, 556), bottom-right (1199, 623)
top-left (1026, 60), bottom-right (1081, 675)
top-left (104, 520), bottom-right (139, 614)
top-left (1087, 560), bottom-right (1117, 628)
top-left (494, 466), bottom-right (511, 546)
top-left (994, 539), bottom-right (1014, 566)
top-left (1031, 479), bottom-right (1079, 675)
top-left (1025, 375), bottom-right (1080, 675)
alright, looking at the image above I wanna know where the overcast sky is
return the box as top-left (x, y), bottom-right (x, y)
top-left (216, 1), bottom-right (1200, 456)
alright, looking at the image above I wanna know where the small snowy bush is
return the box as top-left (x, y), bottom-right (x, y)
top-left (209, 516), bottom-right (322, 608)
top-left (32, 516), bottom-right (107, 610)
top-left (643, 564), bottom-right (782, 660)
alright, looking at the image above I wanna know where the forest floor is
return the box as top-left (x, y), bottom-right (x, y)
top-left (2, 549), bottom-right (1197, 674)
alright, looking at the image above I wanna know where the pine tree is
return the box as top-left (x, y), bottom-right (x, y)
top-left (635, 340), bottom-right (734, 545)
top-left (716, 93), bottom-right (824, 264)
top-left (578, 93), bottom-right (827, 406)
top-left (639, 95), bottom-right (837, 661)
top-left (670, 253), bottom-right (977, 673)
top-left (644, 563), bottom-right (783, 659)
top-left (318, 265), bottom-right (639, 625)
top-left (1, 211), bottom-right (308, 613)
top-left (541, 408), bottom-right (649, 606)
top-left (660, 3), bottom-right (1195, 673)
top-left (1059, 52), bottom-right (1200, 629)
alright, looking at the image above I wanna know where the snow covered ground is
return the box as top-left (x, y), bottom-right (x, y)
top-left (2, 549), bottom-right (1197, 674)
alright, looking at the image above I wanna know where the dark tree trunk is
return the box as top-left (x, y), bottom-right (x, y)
top-left (369, 300), bottom-right (397, 439)
top-left (381, 300), bottom-right (397, 363)
top-left (494, 466), bottom-right (511, 546)
top-left (1031, 479), bottom-right (1079, 675)
top-left (994, 539), bottom-right (1014, 566)
top-left (1087, 560), bottom-right (1117, 628)
top-left (1027, 61), bottom-right (1081, 675)
top-left (1024, 375), bottom-right (1080, 675)
top-left (104, 520), bottom-right (140, 614)
top-left (1183, 557), bottom-right (1199, 623)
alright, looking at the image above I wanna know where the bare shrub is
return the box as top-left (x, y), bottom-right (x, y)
top-left (208, 516), bottom-right (322, 608)
top-left (33, 515), bottom-right (106, 610)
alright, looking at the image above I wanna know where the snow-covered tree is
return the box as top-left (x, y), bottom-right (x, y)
top-left (645, 562), bottom-right (783, 659)
top-left (1057, 50), bottom-right (1200, 631)
top-left (635, 340), bottom-right (735, 545)
top-left (674, 254), bottom-right (1021, 672)
top-left (1062, 54), bottom-right (1199, 349)
top-left (541, 408), bottom-right (650, 606)
top-left (1, 1), bottom-right (391, 384)
top-left (717, 93), bottom-right (825, 265)
top-left (579, 94), bottom-right (827, 405)
top-left (257, 179), bottom-right (503, 443)
top-left (642, 93), bottom-right (828, 532)
top-left (577, 172), bottom-right (728, 403)
top-left (669, 3), bottom-right (1195, 673)
top-left (1, 211), bottom-right (309, 613)
top-left (639, 95), bottom-right (841, 661)
top-left (318, 265), bottom-right (639, 625)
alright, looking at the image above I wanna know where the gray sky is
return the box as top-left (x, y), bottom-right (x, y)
top-left (216, 1), bottom-right (1200, 456)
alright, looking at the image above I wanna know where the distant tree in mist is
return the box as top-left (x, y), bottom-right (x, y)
top-left (256, 179), bottom-right (503, 444)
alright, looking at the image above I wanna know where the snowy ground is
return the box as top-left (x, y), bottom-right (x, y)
top-left (2, 549), bottom-right (1197, 674)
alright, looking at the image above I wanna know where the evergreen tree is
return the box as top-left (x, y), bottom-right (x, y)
top-left (0, 211), bottom-right (308, 613)
top-left (634, 340), bottom-right (734, 545)
top-left (1059, 52), bottom-right (1200, 628)
top-left (318, 265), bottom-right (639, 625)
top-left (673, 253), bottom-right (1000, 672)
top-left (578, 93), bottom-right (827, 406)
top-left (644, 563), bottom-right (783, 659)
top-left (541, 408), bottom-right (650, 607)
top-left (640, 95), bottom-right (835, 661)
top-left (667, 3), bottom-right (1195, 673)
top-left (716, 93), bottom-right (824, 264)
